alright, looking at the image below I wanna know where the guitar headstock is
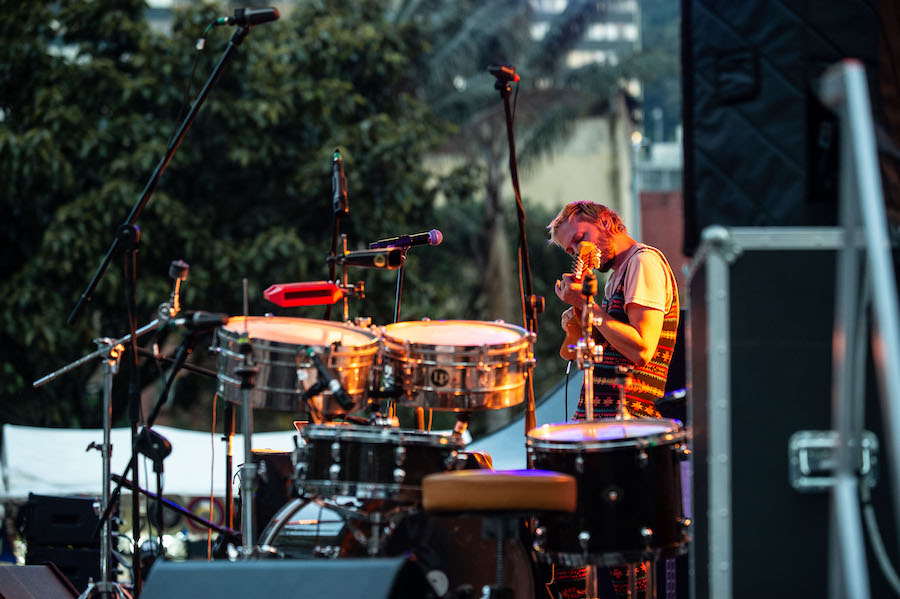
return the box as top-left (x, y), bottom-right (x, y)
top-left (571, 241), bottom-right (600, 282)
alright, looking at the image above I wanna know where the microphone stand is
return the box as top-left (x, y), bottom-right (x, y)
top-left (325, 148), bottom-right (349, 322)
top-left (491, 68), bottom-right (544, 459)
top-left (393, 248), bottom-right (409, 323)
top-left (95, 328), bottom-right (210, 581)
top-left (67, 24), bottom-right (252, 327)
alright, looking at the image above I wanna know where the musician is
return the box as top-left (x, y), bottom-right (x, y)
top-left (548, 201), bottom-right (679, 421)
top-left (548, 201), bottom-right (679, 597)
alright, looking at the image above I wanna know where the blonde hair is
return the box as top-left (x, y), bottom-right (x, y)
top-left (547, 201), bottom-right (627, 247)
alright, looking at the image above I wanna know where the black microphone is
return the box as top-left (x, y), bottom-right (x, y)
top-left (332, 148), bottom-right (349, 216)
top-left (488, 64), bottom-right (520, 82)
top-left (169, 311), bottom-right (231, 330)
top-left (304, 347), bottom-right (354, 410)
top-left (215, 7), bottom-right (280, 27)
top-left (327, 248), bottom-right (404, 270)
top-left (368, 229), bottom-right (443, 249)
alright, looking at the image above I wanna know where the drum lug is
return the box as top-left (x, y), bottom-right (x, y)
top-left (578, 530), bottom-right (591, 553)
top-left (575, 455), bottom-right (585, 474)
top-left (641, 527), bottom-right (654, 544)
top-left (636, 449), bottom-right (649, 468)
top-left (393, 467), bottom-right (406, 484)
top-left (331, 441), bottom-right (342, 462)
top-left (394, 445), bottom-right (406, 466)
top-left (444, 450), bottom-right (459, 470)
top-left (678, 445), bottom-right (692, 461)
top-left (532, 526), bottom-right (547, 552)
top-left (329, 463), bottom-right (342, 481)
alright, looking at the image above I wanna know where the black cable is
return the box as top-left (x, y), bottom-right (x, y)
top-left (169, 22), bottom-right (216, 146)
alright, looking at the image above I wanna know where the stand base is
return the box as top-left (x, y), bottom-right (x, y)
top-left (77, 580), bottom-right (134, 599)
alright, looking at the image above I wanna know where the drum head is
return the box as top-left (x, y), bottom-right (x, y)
top-left (528, 419), bottom-right (683, 449)
top-left (222, 316), bottom-right (377, 347)
top-left (382, 320), bottom-right (527, 349)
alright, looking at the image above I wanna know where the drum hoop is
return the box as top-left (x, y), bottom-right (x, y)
top-left (407, 380), bottom-right (526, 395)
top-left (381, 320), bottom-right (531, 354)
top-left (527, 420), bottom-right (685, 451)
top-left (302, 425), bottom-right (463, 448)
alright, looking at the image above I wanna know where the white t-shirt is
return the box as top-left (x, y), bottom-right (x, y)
top-left (604, 244), bottom-right (675, 313)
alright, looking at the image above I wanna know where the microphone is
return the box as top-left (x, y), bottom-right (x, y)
top-left (169, 311), bottom-right (231, 330)
top-left (264, 281), bottom-right (344, 307)
top-left (215, 7), bottom-right (280, 27)
top-left (332, 148), bottom-right (349, 216)
top-left (327, 248), bottom-right (404, 270)
top-left (368, 229), bottom-right (443, 250)
top-left (488, 64), bottom-right (520, 82)
top-left (304, 347), bottom-right (354, 410)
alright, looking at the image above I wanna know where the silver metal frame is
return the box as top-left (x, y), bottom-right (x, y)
top-left (819, 59), bottom-right (900, 599)
top-left (686, 226), bottom-right (846, 599)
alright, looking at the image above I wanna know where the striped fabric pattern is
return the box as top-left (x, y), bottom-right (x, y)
top-left (573, 246), bottom-right (679, 420)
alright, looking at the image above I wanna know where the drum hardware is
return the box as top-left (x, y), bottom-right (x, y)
top-left (134, 428), bottom-right (172, 556)
top-left (33, 263), bottom-right (192, 599)
top-left (111, 474), bottom-right (241, 545)
top-left (233, 336), bottom-right (262, 559)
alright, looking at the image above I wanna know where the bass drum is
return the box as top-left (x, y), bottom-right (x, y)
top-left (260, 498), bottom-right (543, 598)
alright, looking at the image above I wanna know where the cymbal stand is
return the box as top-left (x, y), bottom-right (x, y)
top-left (77, 340), bottom-right (132, 599)
top-left (576, 271), bottom-right (602, 422)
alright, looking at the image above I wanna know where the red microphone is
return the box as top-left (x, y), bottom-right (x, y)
top-left (264, 281), bottom-right (344, 307)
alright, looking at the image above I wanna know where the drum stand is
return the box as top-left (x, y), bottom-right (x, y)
top-left (233, 339), bottom-right (262, 558)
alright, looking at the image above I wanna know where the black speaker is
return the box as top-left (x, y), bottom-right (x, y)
top-left (21, 494), bottom-right (101, 547)
top-left (681, 0), bottom-right (879, 255)
top-left (0, 564), bottom-right (78, 599)
top-left (141, 558), bottom-right (432, 599)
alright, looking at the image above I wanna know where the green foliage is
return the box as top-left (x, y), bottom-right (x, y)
top-left (0, 0), bottom-right (470, 427)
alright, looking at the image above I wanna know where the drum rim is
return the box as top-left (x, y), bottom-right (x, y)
top-left (302, 423), bottom-right (465, 448)
top-left (526, 418), bottom-right (685, 450)
top-left (381, 320), bottom-right (532, 353)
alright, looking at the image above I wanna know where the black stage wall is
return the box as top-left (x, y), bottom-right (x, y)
top-left (681, 0), bottom-right (879, 255)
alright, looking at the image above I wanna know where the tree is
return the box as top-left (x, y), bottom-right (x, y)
top-left (0, 0), bottom-right (473, 429)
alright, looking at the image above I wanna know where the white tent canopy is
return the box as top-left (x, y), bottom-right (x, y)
top-left (0, 373), bottom-right (582, 501)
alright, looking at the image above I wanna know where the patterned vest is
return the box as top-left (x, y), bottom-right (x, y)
top-left (574, 246), bottom-right (679, 420)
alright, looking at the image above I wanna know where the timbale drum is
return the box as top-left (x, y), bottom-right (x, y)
top-left (380, 320), bottom-right (535, 411)
top-left (215, 316), bottom-right (379, 414)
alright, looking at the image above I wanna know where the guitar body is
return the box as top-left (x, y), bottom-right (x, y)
top-left (558, 242), bottom-right (601, 360)
top-left (560, 308), bottom-right (584, 360)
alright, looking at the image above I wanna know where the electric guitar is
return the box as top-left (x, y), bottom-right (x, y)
top-left (559, 241), bottom-right (601, 360)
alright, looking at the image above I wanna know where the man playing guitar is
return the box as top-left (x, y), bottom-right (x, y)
top-left (549, 201), bottom-right (679, 421)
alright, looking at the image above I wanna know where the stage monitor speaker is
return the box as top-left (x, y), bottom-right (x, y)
top-left (141, 557), bottom-right (432, 599)
top-left (681, 0), bottom-right (879, 255)
top-left (0, 564), bottom-right (78, 599)
top-left (24, 545), bottom-right (101, 593)
top-left (21, 494), bottom-right (103, 547)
